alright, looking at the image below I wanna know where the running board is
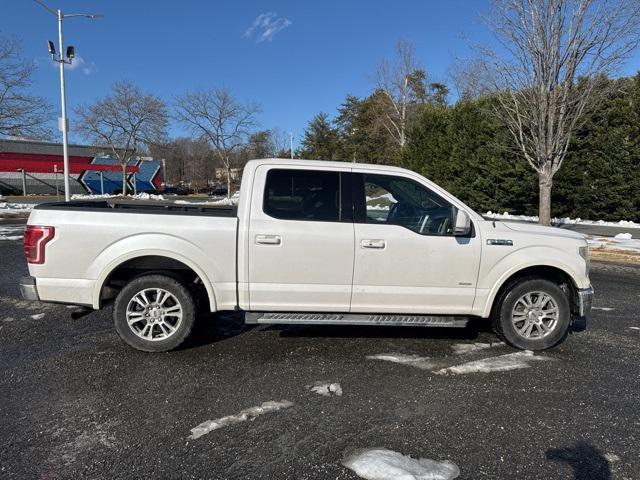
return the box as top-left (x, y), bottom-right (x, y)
top-left (244, 312), bottom-right (469, 328)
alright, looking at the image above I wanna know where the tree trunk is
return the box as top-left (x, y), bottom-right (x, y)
top-left (121, 163), bottom-right (127, 196)
top-left (538, 175), bottom-right (553, 226)
top-left (226, 164), bottom-right (232, 199)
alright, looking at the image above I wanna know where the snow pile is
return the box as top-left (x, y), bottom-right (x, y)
top-left (306, 381), bottom-right (343, 397)
top-left (366, 193), bottom-right (397, 211)
top-left (174, 196), bottom-right (238, 206)
top-left (435, 351), bottom-right (551, 375)
top-left (587, 234), bottom-right (640, 253)
top-left (342, 448), bottom-right (459, 480)
top-left (71, 192), bottom-right (240, 205)
top-left (188, 400), bottom-right (293, 439)
top-left (71, 193), bottom-right (117, 200)
top-left (450, 342), bottom-right (504, 355)
top-left (0, 202), bottom-right (34, 216)
top-left (614, 232), bottom-right (633, 240)
top-left (484, 211), bottom-right (640, 228)
top-left (71, 192), bottom-right (166, 201)
top-left (0, 226), bottom-right (24, 241)
top-left (366, 353), bottom-right (436, 370)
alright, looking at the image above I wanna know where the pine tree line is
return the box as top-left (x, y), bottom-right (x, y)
top-left (299, 74), bottom-right (640, 222)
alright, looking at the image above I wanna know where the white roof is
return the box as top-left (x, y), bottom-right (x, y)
top-left (245, 158), bottom-right (413, 175)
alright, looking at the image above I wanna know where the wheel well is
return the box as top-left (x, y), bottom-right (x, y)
top-left (490, 265), bottom-right (578, 318)
top-left (100, 256), bottom-right (207, 307)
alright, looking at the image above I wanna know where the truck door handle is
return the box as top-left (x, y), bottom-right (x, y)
top-left (255, 234), bottom-right (281, 245)
top-left (361, 239), bottom-right (386, 249)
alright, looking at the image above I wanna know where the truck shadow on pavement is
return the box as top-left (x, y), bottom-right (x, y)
top-left (179, 311), bottom-right (256, 350)
top-left (180, 314), bottom-right (494, 349)
top-left (265, 317), bottom-right (493, 342)
top-left (546, 442), bottom-right (612, 480)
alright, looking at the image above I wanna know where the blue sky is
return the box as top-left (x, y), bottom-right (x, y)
top-left (4, 0), bottom-right (640, 144)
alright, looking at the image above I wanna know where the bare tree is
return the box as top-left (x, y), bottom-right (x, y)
top-left (75, 81), bottom-right (168, 195)
top-left (375, 39), bottom-right (429, 150)
top-left (0, 37), bottom-right (53, 139)
top-left (478, 0), bottom-right (640, 224)
top-left (174, 88), bottom-right (260, 197)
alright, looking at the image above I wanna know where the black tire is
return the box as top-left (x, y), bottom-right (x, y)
top-left (113, 274), bottom-right (196, 352)
top-left (494, 278), bottom-right (570, 351)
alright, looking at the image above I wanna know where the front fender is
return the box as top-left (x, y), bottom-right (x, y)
top-left (477, 245), bottom-right (589, 318)
top-left (88, 233), bottom-right (219, 311)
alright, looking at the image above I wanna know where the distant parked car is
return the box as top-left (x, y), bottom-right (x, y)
top-left (162, 186), bottom-right (190, 196)
top-left (208, 184), bottom-right (228, 196)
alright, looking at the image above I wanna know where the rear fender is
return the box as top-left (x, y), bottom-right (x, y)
top-left (88, 233), bottom-right (219, 311)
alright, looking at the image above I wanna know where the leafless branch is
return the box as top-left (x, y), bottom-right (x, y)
top-left (0, 37), bottom-right (53, 139)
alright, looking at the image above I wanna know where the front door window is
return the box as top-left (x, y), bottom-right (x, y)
top-left (363, 174), bottom-right (455, 236)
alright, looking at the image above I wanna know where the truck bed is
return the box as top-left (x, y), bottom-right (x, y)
top-left (34, 200), bottom-right (238, 217)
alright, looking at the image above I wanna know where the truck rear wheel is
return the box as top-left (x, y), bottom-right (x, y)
top-left (113, 274), bottom-right (196, 352)
top-left (494, 279), bottom-right (570, 351)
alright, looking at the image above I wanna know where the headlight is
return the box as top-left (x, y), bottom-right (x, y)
top-left (579, 245), bottom-right (590, 276)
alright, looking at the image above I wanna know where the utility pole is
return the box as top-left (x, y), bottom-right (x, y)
top-left (34, 0), bottom-right (102, 202)
top-left (56, 8), bottom-right (70, 201)
top-left (289, 132), bottom-right (294, 159)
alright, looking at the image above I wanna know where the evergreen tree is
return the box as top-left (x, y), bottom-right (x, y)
top-left (300, 113), bottom-right (341, 160)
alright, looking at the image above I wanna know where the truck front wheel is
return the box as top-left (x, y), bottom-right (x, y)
top-left (495, 279), bottom-right (571, 351)
top-left (113, 274), bottom-right (196, 352)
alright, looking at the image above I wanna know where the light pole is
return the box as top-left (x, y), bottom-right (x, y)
top-left (289, 132), bottom-right (294, 159)
top-left (34, 0), bottom-right (102, 202)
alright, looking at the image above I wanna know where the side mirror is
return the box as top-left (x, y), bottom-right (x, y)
top-left (453, 209), bottom-right (471, 236)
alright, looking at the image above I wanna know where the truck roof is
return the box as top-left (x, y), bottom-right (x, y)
top-left (245, 158), bottom-right (414, 175)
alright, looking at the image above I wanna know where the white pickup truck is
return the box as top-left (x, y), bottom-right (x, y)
top-left (21, 158), bottom-right (593, 352)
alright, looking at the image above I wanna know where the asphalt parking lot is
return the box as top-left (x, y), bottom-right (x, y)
top-left (1, 222), bottom-right (639, 479)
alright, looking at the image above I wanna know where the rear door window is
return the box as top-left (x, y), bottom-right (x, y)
top-left (264, 169), bottom-right (342, 222)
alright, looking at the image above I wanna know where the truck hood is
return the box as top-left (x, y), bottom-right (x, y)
top-left (502, 221), bottom-right (586, 241)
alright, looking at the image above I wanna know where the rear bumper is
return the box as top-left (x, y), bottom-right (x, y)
top-left (20, 276), bottom-right (39, 301)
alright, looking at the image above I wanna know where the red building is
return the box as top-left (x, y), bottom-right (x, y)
top-left (0, 139), bottom-right (163, 195)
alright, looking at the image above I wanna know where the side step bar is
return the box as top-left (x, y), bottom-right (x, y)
top-left (245, 312), bottom-right (469, 328)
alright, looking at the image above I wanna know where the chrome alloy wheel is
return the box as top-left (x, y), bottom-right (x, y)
top-left (126, 288), bottom-right (183, 341)
top-left (511, 291), bottom-right (559, 339)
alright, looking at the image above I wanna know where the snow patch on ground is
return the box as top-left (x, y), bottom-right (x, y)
top-left (366, 353), bottom-right (437, 370)
top-left (450, 342), bottom-right (504, 355)
top-left (58, 428), bottom-right (116, 466)
top-left (306, 381), bottom-right (343, 397)
top-left (71, 192), bottom-right (166, 200)
top-left (30, 313), bottom-right (45, 320)
top-left (587, 235), bottom-right (640, 253)
top-left (70, 192), bottom-right (240, 206)
top-left (592, 307), bottom-right (615, 311)
top-left (629, 326), bottom-right (640, 331)
top-left (0, 202), bottom-right (34, 216)
top-left (484, 211), bottom-right (640, 228)
top-left (605, 453), bottom-right (620, 463)
top-left (435, 351), bottom-right (551, 375)
top-left (342, 448), bottom-right (460, 480)
top-left (614, 232), bottom-right (633, 240)
top-left (0, 226), bottom-right (24, 241)
top-left (189, 400), bottom-right (294, 439)
top-left (174, 197), bottom-right (238, 206)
